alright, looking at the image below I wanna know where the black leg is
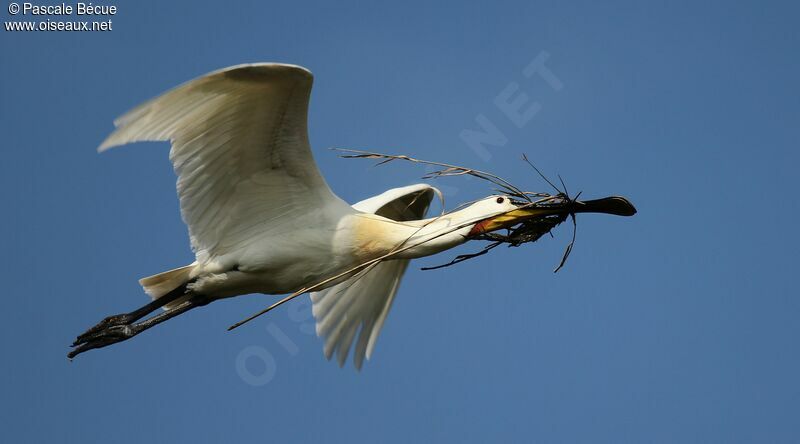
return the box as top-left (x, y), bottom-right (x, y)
top-left (68, 293), bottom-right (210, 359)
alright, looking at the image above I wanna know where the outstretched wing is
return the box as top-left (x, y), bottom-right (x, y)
top-left (311, 184), bottom-right (439, 369)
top-left (99, 63), bottom-right (346, 260)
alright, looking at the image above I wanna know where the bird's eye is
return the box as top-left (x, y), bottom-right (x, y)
top-left (496, 197), bottom-right (505, 204)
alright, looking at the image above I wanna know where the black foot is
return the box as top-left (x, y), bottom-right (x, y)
top-left (72, 313), bottom-right (135, 346)
top-left (68, 324), bottom-right (138, 359)
top-left (68, 291), bottom-right (204, 360)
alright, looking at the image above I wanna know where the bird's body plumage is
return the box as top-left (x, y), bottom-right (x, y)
top-left (92, 62), bottom-right (518, 365)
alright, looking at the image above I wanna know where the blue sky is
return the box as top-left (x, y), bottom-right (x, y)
top-left (2, 0), bottom-right (799, 442)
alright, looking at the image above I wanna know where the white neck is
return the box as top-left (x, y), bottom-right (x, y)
top-left (352, 208), bottom-right (485, 260)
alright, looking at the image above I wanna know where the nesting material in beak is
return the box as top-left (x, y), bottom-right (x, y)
top-left (469, 196), bottom-right (636, 237)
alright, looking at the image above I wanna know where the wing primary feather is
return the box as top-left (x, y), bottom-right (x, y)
top-left (97, 63), bottom-right (346, 261)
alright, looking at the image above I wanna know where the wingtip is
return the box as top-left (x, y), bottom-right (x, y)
top-left (354, 350), bottom-right (368, 371)
top-left (97, 141), bottom-right (113, 153)
top-left (219, 63), bottom-right (313, 84)
top-left (97, 136), bottom-right (122, 153)
top-left (97, 130), bottom-right (123, 152)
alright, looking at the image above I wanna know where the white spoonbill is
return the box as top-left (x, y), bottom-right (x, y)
top-left (69, 63), bottom-right (635, 367)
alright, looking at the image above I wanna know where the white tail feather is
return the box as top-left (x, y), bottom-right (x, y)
top-left (139, 263), bottom-right (196, 301)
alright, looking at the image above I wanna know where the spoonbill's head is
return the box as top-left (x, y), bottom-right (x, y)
top-left (467, 194), bottom-right (637, 237)
top-left (460, 195), bottom-right (522, 222)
